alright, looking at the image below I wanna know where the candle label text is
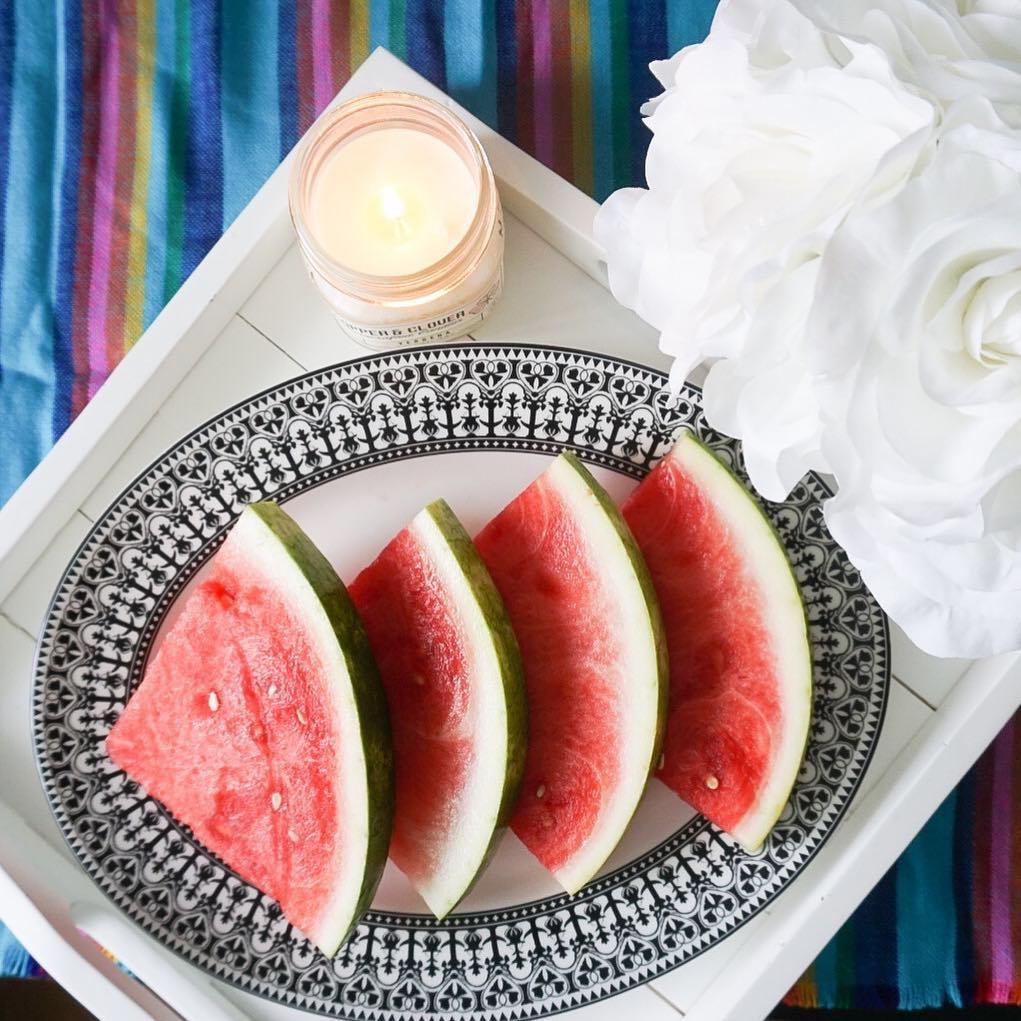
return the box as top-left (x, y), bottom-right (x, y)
top-left (332, 271), bottom-right (504, 350)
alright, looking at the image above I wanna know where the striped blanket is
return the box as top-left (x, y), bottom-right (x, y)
top-left (0, 1), bottom-right (1017, 1011)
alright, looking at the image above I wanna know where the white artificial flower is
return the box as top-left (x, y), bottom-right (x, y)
top-left (798, 0), bottom-right (1021, 127)
top-left (595, 0), bottom-right (1021, 656)
top-left (808, 140), bottom-right (1021, 657)
top-left (593, 0), bottom-right (936, 499)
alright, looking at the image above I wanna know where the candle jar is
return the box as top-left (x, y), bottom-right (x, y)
top-left (289, 91), bottom-right (504, 351)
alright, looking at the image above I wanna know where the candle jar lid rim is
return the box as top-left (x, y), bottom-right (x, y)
top-left (289, 91), bottom-right (500, 303)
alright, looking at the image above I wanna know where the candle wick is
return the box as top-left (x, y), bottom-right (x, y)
top-left (380, 185), bottom-right (413, 242)
top-left (381, 185), bottom-right (406, 221)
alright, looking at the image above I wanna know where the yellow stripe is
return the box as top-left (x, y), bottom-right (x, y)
top-left (569, 0), bottom-right (594, 197)
top-left (124, 0), bottom-right (156, 350)
top-left (350, 0), bottom-right (370, 71)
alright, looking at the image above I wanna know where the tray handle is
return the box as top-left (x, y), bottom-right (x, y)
top-left (0, 801), bottom-right (248, 1021)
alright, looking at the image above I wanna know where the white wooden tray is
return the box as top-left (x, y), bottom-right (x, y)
top-left (0, 50), bottom-right (1019, 1021)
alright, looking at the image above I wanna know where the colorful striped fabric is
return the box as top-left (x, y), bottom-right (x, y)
top-left (787, 715), bottom-right (1021, 1009)
top-left (0, 1), bottom-right (1018, 1012)
top-left (0, 0), bottom-right (717, 505)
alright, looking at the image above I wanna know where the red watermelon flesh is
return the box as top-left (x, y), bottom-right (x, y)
top-left (475, 453), bottom-right (666, 894)
top-left (622, 433), bottom-right (812, 851)
top-left (106, 503), bottom-right (393, 955)
top-left (349, 500), bottom-right (525, 918)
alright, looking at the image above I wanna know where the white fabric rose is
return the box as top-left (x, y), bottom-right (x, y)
top-left (595, 0), bottom-right (1021, 656)
top-left (798, 0), bottom-right (1021, 127)
top-left (808, 141), bottom-right (1021, 656)
top-left (593, 0), bottom-right (935, 500)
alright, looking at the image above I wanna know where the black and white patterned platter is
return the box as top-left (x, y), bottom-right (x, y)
top-left (33, 344), bottom-right (889, 1019)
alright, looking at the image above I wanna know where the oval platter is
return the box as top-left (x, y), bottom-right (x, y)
top-left (33, 343), bottom-right (889, 1019)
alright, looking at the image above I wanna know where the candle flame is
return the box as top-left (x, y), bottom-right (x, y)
top-left (380, 185), bottom-right (407, 222)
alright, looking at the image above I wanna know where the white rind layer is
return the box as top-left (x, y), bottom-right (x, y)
top-left (670, 433), bottom-right (812, 852)
top-left (545, 456), bottom-right (662, 895)
top-left (226, 508), bottom-right (371, 956)
top-left (405, 506), bottom-right (510, 918)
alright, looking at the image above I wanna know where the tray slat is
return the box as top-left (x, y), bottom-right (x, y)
top-left (0, 617), bottom-right (74, 861)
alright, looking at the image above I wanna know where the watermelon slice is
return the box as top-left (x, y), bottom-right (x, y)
top-left (622, 432), bottom-right (812, 852)
top-left (106, 502), bottom-right (394, 956)
top-left (475, 453), bottom-right (667, 894)
top-left (350, 499), bottom-right (527, 917)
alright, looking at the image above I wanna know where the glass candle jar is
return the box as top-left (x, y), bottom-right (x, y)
top-left (289, 91), bottom-right (504, 351)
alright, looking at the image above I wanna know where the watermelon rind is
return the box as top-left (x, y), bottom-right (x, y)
top-left (666, 435), bottom-right (812, 852)
top-left (410, 499), bottom-right (527, 916)
top-left (244, 502), bottom-right (394, 955)
top-left (547, 453), bottom-right (668, 894)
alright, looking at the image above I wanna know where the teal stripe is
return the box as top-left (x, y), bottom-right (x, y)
top-left (607, 0), bottom-right (630, 196)
top-left (143, 0), bottom-right (175, 327)
top-left (813, 937), bottom-right (839, 1008)
top-left (369, 0), bottom-right (390, 51)
top-left (589, 0), bottom-right (615, 201)
top-left (835, 914), bottom-right (857, 1007)
top-left (220, 0), bottom-right (280, 229)
top-left (0, 0), bottom-right (58, 499)
top-left (162, 0), bottom-right (189, 302)
top-left (666, 1), bottom-right (716, 53)
top-left (390, 0), bottom-right (407, 61)
top-left (897, 792), bottom-right (963, 1007)
top-left (443, 0), bottom-right (496, 128)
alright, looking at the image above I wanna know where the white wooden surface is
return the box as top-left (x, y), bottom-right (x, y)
top-left (0, 48), bottom-right (1018, 1021)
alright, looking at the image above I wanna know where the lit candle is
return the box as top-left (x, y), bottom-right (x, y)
top-left (308, 129), bottom-right (476, 276)
top-left (289, 93), bottom-right (504, 350)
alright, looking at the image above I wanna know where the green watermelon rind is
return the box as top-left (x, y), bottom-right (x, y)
top-left (418, 499), bottom-right (528, 914)
top-left (550, 453), bottom-right (669, 893)
top-left (667, 434), bottom-right (813, 853)
top-left (247, 502), bottom-right (395, 955)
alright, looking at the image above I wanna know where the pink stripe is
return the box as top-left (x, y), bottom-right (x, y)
top-left (531, 0), bottom-right (554, 166)
top-left (85, 1), bottom-right (120, 399)
top-left (311, 0), bottom-right (333, 114)
top-left (989, 720), bottom-right (1015, 998)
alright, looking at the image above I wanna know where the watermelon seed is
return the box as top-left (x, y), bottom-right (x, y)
top-left (657, 753), bottom-right (665, 771)
top-left (268, 684), bottom-right (277, 697)
top-left (287, 829), bottom-right (298, 843)
top-left (705, 775), bottom-right (719, 790)
top-left (536, 784), bottom-right (546, 799)
top-left (208, 692), bottom-right (219, 712)
top-left (296, 707), bottom-right (308, 725)
top-left (271, 792), bottom-right (282, 811)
